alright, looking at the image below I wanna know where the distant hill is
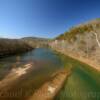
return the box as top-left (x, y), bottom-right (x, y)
top-left (22, 37), bottom-right (49, 41)
top-left (21, 37), bottom-right (50, 48)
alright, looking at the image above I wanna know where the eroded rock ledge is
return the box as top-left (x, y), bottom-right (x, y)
top-left (29, 69), bottom-right (71, 100)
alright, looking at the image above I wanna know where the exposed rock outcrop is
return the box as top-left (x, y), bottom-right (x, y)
top-left (0, 38), bottom-right (32, 57)
top-left (29, 69), bottom-right (71, 100)
top-left (50, 19), bottom-right (100, 70)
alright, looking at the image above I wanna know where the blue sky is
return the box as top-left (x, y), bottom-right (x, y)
top-left (0, 0), bottom-right (100, 38)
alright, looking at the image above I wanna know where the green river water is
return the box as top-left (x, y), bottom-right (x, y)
top-left (55, 53), bottom-right (100, 100)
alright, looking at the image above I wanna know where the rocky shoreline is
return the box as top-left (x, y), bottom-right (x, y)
top-left (29, 69), bottom-right (71, 100)
top-left (0, 38), bottom-right (33, 57)
top-left (51, 46), bottom-right (100, 71)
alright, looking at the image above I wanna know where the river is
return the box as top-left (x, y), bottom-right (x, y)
top-left (0, 48), bottom-right (100, 100)
top-left (0, 48), bottom-right (63, 100)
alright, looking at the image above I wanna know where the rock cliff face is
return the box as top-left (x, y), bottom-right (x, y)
top-left (0, 37), bottom-right (50, 57)
top-left (0, 38), bottom-right (32, 57)
top-left (50, 19), bottom-right (100, 69)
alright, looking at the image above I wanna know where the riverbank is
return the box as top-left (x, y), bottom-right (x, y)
top-left (0, 38), bottom-right (33, 57)
top-left (53, 48), bottom-right (100, 71)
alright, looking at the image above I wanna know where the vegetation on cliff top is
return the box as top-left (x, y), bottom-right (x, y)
top-left (56, 19), bottom-right (100, 41)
